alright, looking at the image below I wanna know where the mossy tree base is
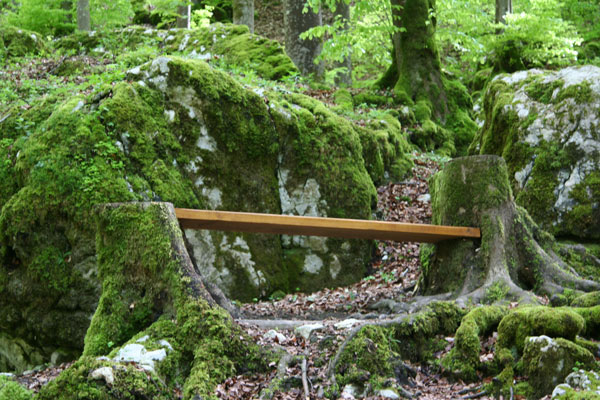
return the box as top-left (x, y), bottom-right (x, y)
top-left (421, 155), bottom-right (600, 304)
top-left (38, 202), bottom-right (270, 399)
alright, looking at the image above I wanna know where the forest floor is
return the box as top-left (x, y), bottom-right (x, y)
top-left (6, 12), bottom-right (507, 397)
top-left (14, 156), bottom-right (505, 399)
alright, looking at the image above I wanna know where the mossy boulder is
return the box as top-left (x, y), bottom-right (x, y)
top-left (0, 55), bottom-right (409, 371)
top-left (572, 291), bottom-right (600, 307)
top-left (522, 336), bottom-right (596, 398)
top-left (469, 66), bottom-right (600, 240)
top-left (54, 24), bottom-right (298, 80)
top-left (0, 25), bottom-right (46, 59)
top-left (497, 306), bottom-right (585, 355)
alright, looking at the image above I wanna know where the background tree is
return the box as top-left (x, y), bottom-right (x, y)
top-left (381, 0), bottom-right (448, 120)
top-left (77, 0), bottom-right (91, 30)
top-left (284, 0), bottom-right (324, 76)
top-left (233, 0), bottom-right (254, 33)
top-left (495, 0), bottom-right (512, 23)
top-left (332, 0), bottom-right (351, 85)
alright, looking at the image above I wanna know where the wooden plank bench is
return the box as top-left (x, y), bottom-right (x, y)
top-left (175, 209), bottom-right (480, 243)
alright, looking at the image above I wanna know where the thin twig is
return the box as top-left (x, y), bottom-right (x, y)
top-left (301, 357), bottom-right (310, 400)
top-left (462, 390), bottom-right (487, 399)
top-left (458, 385), bottom-right (483, 395)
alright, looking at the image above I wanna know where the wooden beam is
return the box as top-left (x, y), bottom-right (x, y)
top-left (175, 209), bottom-right (480, 243)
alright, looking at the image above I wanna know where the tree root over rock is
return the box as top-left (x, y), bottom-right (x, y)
top-left (420, 155), bottom-right (600, 304)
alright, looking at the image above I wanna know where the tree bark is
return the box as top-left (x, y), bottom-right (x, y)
top-left (495, 0), bottom-right (512, 24)
top-left (420, 156), bottom-right (600, 303)
top-left (284, 0), bottom-right (324, 76)
top-left (233, 0), bottom-right (254, 33)
top-left (385, 0), bottom-right (448, 120)
top-left (333, 0), bottom-right (351, 86)
top-left (176, 4), bottom-right (189, 28)
top-left (77, 0), bottom-right (91, 31)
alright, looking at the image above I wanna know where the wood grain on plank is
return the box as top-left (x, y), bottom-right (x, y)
top-left (175, 209), bottom-right (481, 243)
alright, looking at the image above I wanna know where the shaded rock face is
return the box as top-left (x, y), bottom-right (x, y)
top-left (0, 55), bottom-right (409, 371)
top-left (470, 65), bottom-right (600, 240)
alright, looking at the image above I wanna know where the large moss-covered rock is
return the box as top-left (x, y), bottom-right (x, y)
top-left (54, 24), bottom-right (298, 80)
top-left (470, 66), bottom-right (600, 240)
top-left (0, 25), bottom-right (46, 60)
top-left (522, 335), bottom-right (596, 398)
top-left (0, 56), bottom-right (408, 371)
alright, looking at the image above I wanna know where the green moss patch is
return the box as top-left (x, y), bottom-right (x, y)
top-left (0, 375), bottom-right (32, 400)
top-left (497, 306), bottom-right (585, 355)
top-left (0, 25), bottom-right (47, 59)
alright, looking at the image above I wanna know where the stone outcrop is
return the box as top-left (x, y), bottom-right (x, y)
top-left (470, 65), bottom-right (600, 240)
top-left (0, 54), bottom-right (410, 371)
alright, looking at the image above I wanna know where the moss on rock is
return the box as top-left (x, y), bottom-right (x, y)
top-left (0, 25), bottom-right (46, 60)
top-left (0, 53), bottom-right (411, 369)
top-left (54, 24), bottom-right (298, 81)
top-left (38, 202), bottom-right (268, 400)
top-left (497, 306), bottom-right (585, 355)
top-left (522, 336), bottom-right (596, 398)
top-left (469, 66), bottom-right (600, 240)
top-left (442, 305), bottom-right (508, 381)
top-left (334, 302), bottom-right (464, 389)
top-left (0, 375), bottom-right (32, 400)
top-left (572, 292), bottom-right (600, 308)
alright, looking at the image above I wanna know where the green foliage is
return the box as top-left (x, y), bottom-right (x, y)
top-left (302, 0), bottom-right (399, 85)
top-left (437, 0), bottom-right (583, 74)
top-left (493, 0), bottom-right (581, 70)
top-left (90, 0), bottom-right (134, 29)
top-left (4, 0), bottom-right (74, 36)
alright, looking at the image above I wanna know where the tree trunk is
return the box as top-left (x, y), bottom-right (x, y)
top-left (35, 202), bottom-right (267, 399)
top-left (420, 156), bottom-right (600, 303)
top-left (76, 0), bottom-right (91, 31)
top-left (382, 0), bottom-right (448, 120)
top-left (176, 4), bottom-right (189, 28)
top-left (495, 0), bottom-right (512, 24)
top-left (333, 0), bottom-right (351, 86)
top-left (233, 0), bottom-right (254, 33)
top-left (284, 0), bottom-right (323, 76)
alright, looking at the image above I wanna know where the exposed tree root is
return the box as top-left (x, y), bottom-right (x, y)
top-left (420, 156), bottom-right (600, 304)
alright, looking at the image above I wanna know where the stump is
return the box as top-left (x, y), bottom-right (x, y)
top-left (38, 202), bottom-right (269, 399)
top-left (420, 155), bottom-right (599, 303)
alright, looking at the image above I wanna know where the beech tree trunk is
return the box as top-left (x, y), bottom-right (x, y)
top-left (176, 4), bottom-right (189, 28)
top-left (284, 0), bottom-right (323, 76)
top-left (233, 0), bottom-right (254, 33)
top-left (333, 0), bottom-right (351, 86)
top-left (420, 156), bottom-right (600, 303)
top-left (383, 0), bottom-right (448, 120)
top-left (77, 0), bottom-right (91, 31)
top-left (495, 0), bottom-right (512, 24)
